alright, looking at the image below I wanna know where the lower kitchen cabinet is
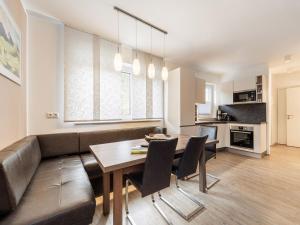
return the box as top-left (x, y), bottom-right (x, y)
top-left (197, 122), bottom-right (267, 156)
top-left (198, 123), bottom-right (229, 149)
top-left (211, 123), bottom-right (228, 149)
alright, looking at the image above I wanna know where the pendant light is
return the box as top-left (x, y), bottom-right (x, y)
top-left (114, 11), bottom-right (123, 71)
top-left (161, 33), bottom-right (168, 81)
top-left (132, 19), bottom-right (140, 75)
top-left (148, 27), bottom-right (155, 79)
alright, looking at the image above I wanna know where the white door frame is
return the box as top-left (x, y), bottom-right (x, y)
top-left (276, 85), bottom-right (300, 146)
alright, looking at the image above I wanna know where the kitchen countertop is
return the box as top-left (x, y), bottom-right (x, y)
top-left (195, 120), bottom-right (267, 125)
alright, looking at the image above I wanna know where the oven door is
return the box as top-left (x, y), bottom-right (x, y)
top-left (230, 130), bottom-right (254, 149)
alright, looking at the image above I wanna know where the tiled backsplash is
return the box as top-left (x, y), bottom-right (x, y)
top-left (219, 103), bottom-right (266, 124)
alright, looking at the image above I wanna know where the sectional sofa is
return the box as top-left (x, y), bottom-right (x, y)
top-left (0, 126), bottom-right (163, 225)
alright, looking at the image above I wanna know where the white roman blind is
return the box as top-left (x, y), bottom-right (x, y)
top-left (64, 27), bottom-right (94, 121)
top-left (152, 57), bottom-right (164, 118)
top-left (132, 51), bottom-right (147, 119)
top-left (64, 26), bottom-right (164, 122)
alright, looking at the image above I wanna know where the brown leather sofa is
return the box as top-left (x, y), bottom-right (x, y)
top-left (0, 126), bottom-right (163, 225)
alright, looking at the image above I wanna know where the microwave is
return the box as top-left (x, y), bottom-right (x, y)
top-left (233, 90), bottom-right (256, 103)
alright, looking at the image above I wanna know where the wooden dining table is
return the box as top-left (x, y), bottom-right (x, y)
top-left (89, 134), bottom-right (219, 225)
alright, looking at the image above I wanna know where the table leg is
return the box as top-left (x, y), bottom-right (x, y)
top-left (103, 172), bottom-right (110, 216)
top-left (198, 150), bottom-right (207, 193)
top-left (113, 169), bottom-right (123, 225)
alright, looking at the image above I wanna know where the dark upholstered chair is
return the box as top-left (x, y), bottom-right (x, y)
top-left (125, 138), bottom-right (178, 225)
top-left (200, 125), bottom-right (220, 189)
top-left (159, 136), bottom-right (208, 221)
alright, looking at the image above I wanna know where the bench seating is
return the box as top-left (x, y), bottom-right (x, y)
top-left (0, 126), bottom-right (163, 225)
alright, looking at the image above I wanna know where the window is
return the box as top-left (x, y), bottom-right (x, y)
top-left (64, 27), bottom-right (164, 122)
top-left (198, 83), bottom-right (215, 115)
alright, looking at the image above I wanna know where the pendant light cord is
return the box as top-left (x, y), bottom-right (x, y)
top-left (150, 27), bottom-right (153, 62)
top-left (163, 34), bottom-right (166, 66)
top-left (117, 11), bottom-right (120, 52)
top-left (135, 19), bottom-right (138, 58)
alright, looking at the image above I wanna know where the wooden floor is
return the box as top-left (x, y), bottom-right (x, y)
top-left (92, 145), bottom-right (300, 225)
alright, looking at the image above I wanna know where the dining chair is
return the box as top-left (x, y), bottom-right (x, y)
top-left (158, 136), bottom-right (208, 221)
top-left (125, 138), bottom-right (178, 225)
top-left (200, 125), bottom-right (220, 189)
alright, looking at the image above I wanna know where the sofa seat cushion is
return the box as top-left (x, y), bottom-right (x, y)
top-left (0, 156), bottom-right (95, 225)
top-left (80, 153), bottom-right (102, 179)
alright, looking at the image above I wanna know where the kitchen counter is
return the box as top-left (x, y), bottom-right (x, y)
top-left (195, 120), bottom-right (267, 125)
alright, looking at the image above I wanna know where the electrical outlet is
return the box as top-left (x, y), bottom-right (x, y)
top-left (46, 112), bottom-right (59, 119)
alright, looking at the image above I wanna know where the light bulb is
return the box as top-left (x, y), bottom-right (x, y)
top-left (148, 63), bottom-right (155, 79)
top-left (132, 58), bottom-right (140, 75)
top-left (114, 52), bottom-right (123, 71)
top-left (161, 66), bottom-right (168, 81)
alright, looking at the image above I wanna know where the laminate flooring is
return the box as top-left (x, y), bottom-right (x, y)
top-left (92, 145), bottom-right (300, 225)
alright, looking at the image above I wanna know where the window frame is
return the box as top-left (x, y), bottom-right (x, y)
top-left (64, 63), bottom-right (165, 123)
top-left (197, 83), bottom-right (216, 117)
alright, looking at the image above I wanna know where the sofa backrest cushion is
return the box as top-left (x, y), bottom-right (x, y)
top-left (37, 133), bottom-right (79, 159)
top-left (0, 136), bottom-right (41, 215)
top-left (79, 126), bottom-right (163, 153)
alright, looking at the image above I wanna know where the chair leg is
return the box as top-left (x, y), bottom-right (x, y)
top-left (206, 173), bottom-right (220, 190)
top-left (184, 172), bottom-right (198, 180)
top-left (185, 172), bottom-right (221, 190)
top-left (158, 177), bottom-right (205, 221)
top-left (125, 179), bottom-right (172, 225)
top-left (125, 179), bottom-right (137, 225)
top-left (151, 194), bottom-right (173, 225)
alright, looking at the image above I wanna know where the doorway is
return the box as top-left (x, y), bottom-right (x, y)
top-left (286, 87), bottom-right (300, 147)
top-left (277, 86), bottom-right (300, 147)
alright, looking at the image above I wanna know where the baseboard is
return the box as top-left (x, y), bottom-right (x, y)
top-left (217, 147), bottom-right (227, 152)
top-left (227, 148), bottom-right (267, 159)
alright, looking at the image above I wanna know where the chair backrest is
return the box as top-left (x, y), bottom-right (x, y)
top-left (176, 136), bottom-right (208, 179)
top-left (199, 125), bottom-right (218, 140)
top-left (141, 138), bottom-right (178, 197)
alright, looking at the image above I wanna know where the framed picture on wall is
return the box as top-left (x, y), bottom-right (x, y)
top-left (0, 0), bottom-right (21, 85)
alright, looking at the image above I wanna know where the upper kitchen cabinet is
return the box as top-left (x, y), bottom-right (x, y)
top-left (233, 76), bottom-right (256, 92)
top-left (218, 81), bottom-right (234, 105)
top-left (195, 78), bottom-right (206, 104)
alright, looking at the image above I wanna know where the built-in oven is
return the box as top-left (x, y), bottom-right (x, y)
top-left (230, 126), bottom-right (254, 149)
top-left (233, 90), bottom-right (256, 103)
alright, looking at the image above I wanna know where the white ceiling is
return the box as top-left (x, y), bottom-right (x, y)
top-left (22, 0), bottom-right (300, 75)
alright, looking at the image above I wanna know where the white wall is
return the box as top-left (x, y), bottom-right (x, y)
top-left (165, 68), bottom-right (181, 134)
top-left (221, 64), bottom-right (269, 82)
top-left (271, 72), bottom-right (300, 144)
top-left (27, 12), bottom-right (162, 135)
top-left (180, 68), bottom-right (197, 126)
top-left (0, 0), bottom-right (27, 149)
top-left (27, 12), bottom-right (64, 135)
